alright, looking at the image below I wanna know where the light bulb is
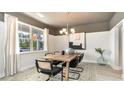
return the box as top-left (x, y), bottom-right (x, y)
top-left (62, 28), bottom-right (66, 32)
top-left (59, 30), bottom-right (63, 34)
top-left (65, 31), bottom-right (68, 35)
top-left (70, 28), bottom-right (75, 34)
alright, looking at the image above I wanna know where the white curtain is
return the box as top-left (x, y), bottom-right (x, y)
top-left (4, 14), bottom-right (18, 76)
top-left (0, 22), bottom-right (5, 78)
top-left (44, 28), bottom-right (49, 51)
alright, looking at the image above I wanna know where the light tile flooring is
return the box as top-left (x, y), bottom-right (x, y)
top-left (0, 63), bottom-right (123, 81)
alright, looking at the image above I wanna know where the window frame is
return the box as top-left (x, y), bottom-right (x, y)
top-left (18, 21), bottom-right (46, 54)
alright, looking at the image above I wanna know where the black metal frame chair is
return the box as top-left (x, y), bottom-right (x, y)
top-left (62, 53), bottom-right (84, 80)
top-left (62, 57), bottom-right (80, 80)
top-left (35, 59), bottom-right (63, 81)
top-left (45, 53), bottom-right (61, 66)
top-left (45, 53), bottom-right (53, 56)
top-left (54, 51), bottom-right (61, 55)
top-left (70, 53), bottom-right (84, 72)
top-left (77, 53), bottom-right (84, 72)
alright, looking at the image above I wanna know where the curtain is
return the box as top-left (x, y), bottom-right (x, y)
top-left (4, 14), bottom-right (18, 76)
top-left (0, 22), bottom-right (5, 78)
top-left (44, 28), bottom-right (49, 51)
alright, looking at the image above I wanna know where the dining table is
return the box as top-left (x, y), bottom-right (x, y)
top-left (41, 53), bottom-right (80, 81)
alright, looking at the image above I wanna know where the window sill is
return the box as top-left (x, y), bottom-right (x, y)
top-left (19, 50), bottom-right (47, 55)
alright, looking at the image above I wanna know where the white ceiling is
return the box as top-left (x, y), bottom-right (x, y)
top-left (23, 12), bottom-right (114, 27)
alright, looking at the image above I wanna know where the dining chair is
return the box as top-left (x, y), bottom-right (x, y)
top-left (70, 53), bottom-right (84, 72)
top-left (35, 59), bottom-right (63, 81)
top-left (54, 51), bottom-right (61, 55)
top-left (62, 56), bottom-right (80, 80)
top-left (79, 53), bottom-right (84, 62)
top-left (76, 53), bottom-right (84, 72)
top-left (45, 53), bottom-right (61, 66)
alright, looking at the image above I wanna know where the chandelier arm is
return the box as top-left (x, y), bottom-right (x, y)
top-left (59, 12), bottom-right (75, 35)
top-left (66, 12), bottom-right (70, 34)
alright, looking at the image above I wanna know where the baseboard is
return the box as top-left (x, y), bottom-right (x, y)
top-left (121, 74), bottom-right (124, 80)
top-left (110, 64), bottom-right (122, 70)
top-left (82, 60), bottom-right (97, 63)
top-left (0, 72), bottom-right (5, 79)
top-left (18, 64), bottom-right (35, 72)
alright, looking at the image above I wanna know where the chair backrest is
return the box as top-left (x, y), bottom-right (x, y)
top-left (69, 57), bottom-right (79, 68)
top-left (54, 51), bottom-right (61, 55)
top-left (79, 53), bottom-right (84, 62)
top-left (81, 53), bottom-right (84, 59)
top-left (35, 60), bottom-right (52, 73)
top-left (45, 53), bottom-right (53, 56)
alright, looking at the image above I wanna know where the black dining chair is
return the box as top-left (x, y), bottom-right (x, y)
top-left (54, 51), bottom-right (61, 55)
top-left (62, 56), bottom-right (80, 80)
top-left (70, 53), bottom-right (84, 72)
top-left (35, 59), bottom-right (63, 81)
top-left (76, 53), bottom-right (84, 72)
top-left (79, 53), bottom-right (84, 62)
top-left (45, 53), bottom-right (61, 66)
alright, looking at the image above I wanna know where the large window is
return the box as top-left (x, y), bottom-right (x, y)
top-left (18, 22), bottom-right (46, 53)
top-left (32, 28), bottom-right (44, 51)
top-left (18, 23), bottom-right (30, 52)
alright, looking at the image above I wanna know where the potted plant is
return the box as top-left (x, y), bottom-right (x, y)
top-left (95, 48), bottom-right (106, 65)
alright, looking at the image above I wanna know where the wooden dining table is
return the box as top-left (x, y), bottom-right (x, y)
top-left (41, 54), bottom-right (80, 81)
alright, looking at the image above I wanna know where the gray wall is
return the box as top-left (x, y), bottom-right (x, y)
top-left (73, 21), bottom-right (109, 33)
top-left (0, 12), bottom-right (58, 35)
top-left (110, 12), bottom-right (124, 29)
top-left (2, 12), bottom-right (124, 35)
top-left (7, 12), bottom-right (59, 35)
top-left (0, 13), bottom-right (4, 22)
top-left (54, 21), bottom-right (110, 35)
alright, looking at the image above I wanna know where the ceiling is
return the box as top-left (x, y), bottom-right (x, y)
top-left (23, 12), bottom-right (115, 27)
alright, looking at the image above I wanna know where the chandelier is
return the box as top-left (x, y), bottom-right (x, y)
top-left (59, 12), bottom-right (75, 35)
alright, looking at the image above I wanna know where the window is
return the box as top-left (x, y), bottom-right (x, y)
top-left (18, 23), bottom-right (30, 52)
top-left (18, 22), bottom-right (46, 53)
top-left (32, 28), bottom-right (44, 51)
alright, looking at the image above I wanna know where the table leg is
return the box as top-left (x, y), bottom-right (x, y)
top-left (65, 62), bottom-right (69, 81)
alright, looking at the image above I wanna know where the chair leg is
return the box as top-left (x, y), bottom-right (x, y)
top-left (61, 69), bottom-right (63, 81)
top-left (70, 66), bottom-right (84, 72)
top-left (68, 71), bottom-right (80, 80)
top-left (46, 76), bottom-right (50, 81)
top-left (63, 72), bottom-right (80, 80)
top-left (76, 66), bottom-right (84, 72)
top-left (50, 75), bottom-right (54, 81)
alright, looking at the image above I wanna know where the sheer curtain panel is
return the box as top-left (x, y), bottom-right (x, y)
top-left (4, 14), bottom-right (18, 76)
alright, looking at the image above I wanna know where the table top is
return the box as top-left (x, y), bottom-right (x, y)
top-left (41, 54), bottom-right (80, 62)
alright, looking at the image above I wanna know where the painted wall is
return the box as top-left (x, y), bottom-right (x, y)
top-left (54, 35), bottom-right (68, 51)
top-left (7, 12), bottom-right (59, 35)
top-left (73, 21), bottom-right (109, 33)
top-left (0, 13), bottom-right (4, 22)
top-left (17, 51), bottom-right (46, 71)
top-left (110, 12), bottom-right (124, 29)
top-left (0, 12), bottom-right (59, 35)
top-left (84, 31), bottom-right (111, 63)
top-left (48, 34), bottom-right (55, 52)
top-left (53, 31), bottom-right (111, 63)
